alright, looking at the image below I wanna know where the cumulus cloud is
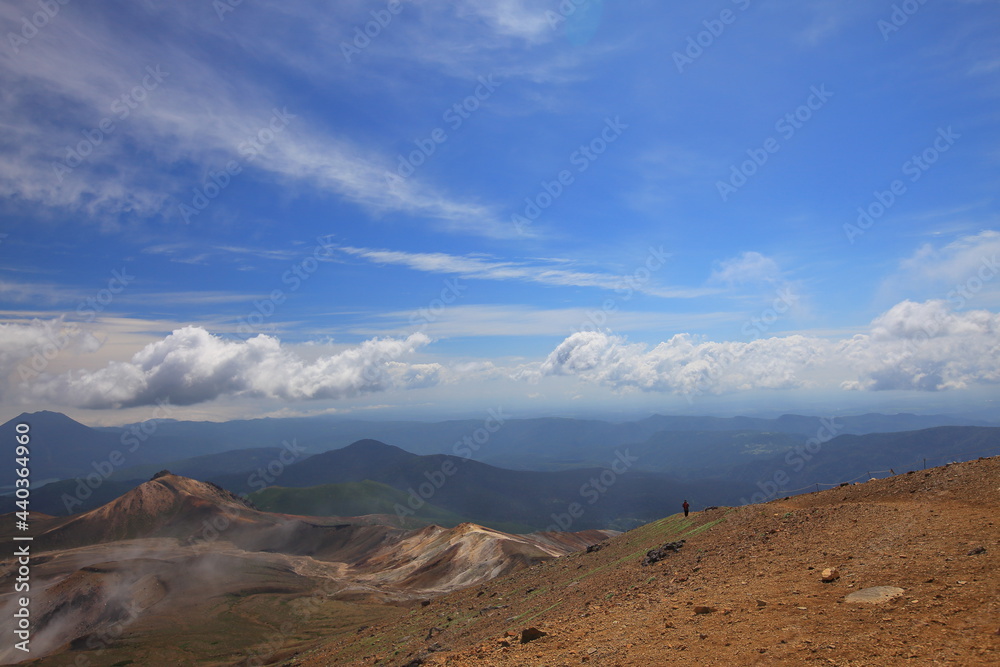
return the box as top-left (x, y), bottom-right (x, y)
top-left (24, 327), bottom-right (438, 408)
top-left (838, 300), bottom-right (1000, 391)
top-left (0, 319), bottom-right (101, 389)
top-left (536, 330), bottom-right (827, 395)
top-left (532, 300), bottom-right (1000, 395)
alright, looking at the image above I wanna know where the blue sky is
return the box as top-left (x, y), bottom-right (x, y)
top-left (1, 0), bottom-right (999, 425)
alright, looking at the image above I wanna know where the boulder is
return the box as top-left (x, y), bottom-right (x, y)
top-left (520, 627), bottom-right (547, 644)
top-left (845, 586), bottom-right (905, 604)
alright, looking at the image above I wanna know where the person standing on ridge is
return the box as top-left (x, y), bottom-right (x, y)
top-left (682, 500), bottom-right (690, 517)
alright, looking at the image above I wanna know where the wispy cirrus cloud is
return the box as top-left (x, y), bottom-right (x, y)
top-left (0, 1), bottom-right (526, 237)
top-left (337, 246), bottom-right (717, 298)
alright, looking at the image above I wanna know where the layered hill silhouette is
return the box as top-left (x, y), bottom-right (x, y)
top-left (4, 410), bottom-right (994, 490)
top-left (0, 473), bottom-right (612, 664)
top-left (210, 439), bottom-right (722, 532)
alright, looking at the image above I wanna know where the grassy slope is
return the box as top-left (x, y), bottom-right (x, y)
top-left (248, 480), bottom-right (533, 531)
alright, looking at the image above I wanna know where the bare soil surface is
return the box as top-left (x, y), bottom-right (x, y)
top-left (0, 475), bottom-right (612, 665)
top-left (295, 456), bottom-right (999, 667)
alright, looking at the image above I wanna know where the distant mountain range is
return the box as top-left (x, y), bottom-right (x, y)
top-left (3, 411), bottom-right (999, 531)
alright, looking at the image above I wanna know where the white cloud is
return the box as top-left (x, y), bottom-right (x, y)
top-left (534, 330), bottom-right (827, 395)
top-left (24, 327), bottom-right (438, 408)
top-left (0, 319), bottom-right (101, 391)
top-left (351, 304), bottom-right (737, 339)
top-left (0, 1), bottom-right (512, 236)
top-left (531, 299), bottom-right (1000, 395)
top-left (710, 251), bottom-right (782, 285)
top-left (338, 246), bottom-right (715, 298)
top-left (457, 0), bottom-right (556, 44)
top-left (898, 230), bottom-right (1000, 284)
top-left (838, 300), bottom-right (1000, 391)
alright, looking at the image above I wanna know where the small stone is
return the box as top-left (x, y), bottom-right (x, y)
top-left (756, 599), bottom-right (767, 608)
top-left (967, 546), bottom-right (987, 556)
top-left (520, 627), bottom-right (547, 644)
top-left (693, 605), bottom-right (715, 615)
top-left (821, 567), bottom-right (840, 582)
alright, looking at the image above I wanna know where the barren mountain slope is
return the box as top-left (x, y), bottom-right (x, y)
top-left (298, 456), bottom-right (999, 667)
top-left (0, 475), bottom-right (612, 665)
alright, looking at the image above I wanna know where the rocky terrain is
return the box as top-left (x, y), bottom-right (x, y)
top-left (294, 456), bottom-right (999, 666)
top-left (0, 474), bottom-right (612, 665)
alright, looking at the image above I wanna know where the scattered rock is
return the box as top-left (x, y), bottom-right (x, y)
top-left (756, 599), bottom-right (767, 608)
top-left (845, 586), bottom-right (905, 604)
top-left (821, 567), bottom-right (840, 582)
top-left (967, 546), bottom-right (986, 556)
top-left (425, 627), bottom-right (443, 640)
top-left (586, 543), bottom-right (605, 554)
top-left (693, 605), bottom-right (716, 615)
top-left (642, 540), bottom-right (685, 566)
top-left (520, 627), bottom-right (547, 644)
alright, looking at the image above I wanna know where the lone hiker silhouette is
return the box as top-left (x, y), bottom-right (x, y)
top-left (682, 500), bottom-right (690, 518)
